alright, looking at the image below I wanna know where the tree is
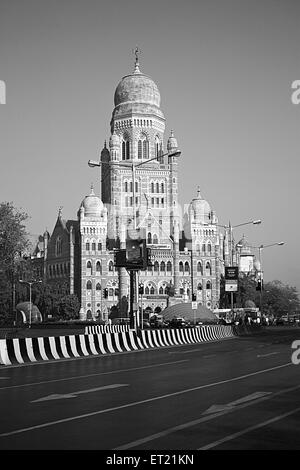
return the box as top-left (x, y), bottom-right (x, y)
top-left (58, 294), bottom-right (80, 320)
top-left (0, 202), bottom-right (30, 323)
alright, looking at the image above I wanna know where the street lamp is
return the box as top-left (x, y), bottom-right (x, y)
top-left (19, 279), bottom-right (42, 327)
top-left (89, 149), bottom-right (181, 328)
top-left (217, 219), bottom-right (262, 317)
top-left (253, 242), bottom-right (284, 316)
top-left (88, 149), bottom-right (181, 229)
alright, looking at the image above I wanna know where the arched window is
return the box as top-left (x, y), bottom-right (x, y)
top-left (153, 234), bottom-right (158, 244)
top-left (151, 182), bottom-right (154, 193)
top-left (86, 261), bottom-right (92, 276)
top-left (202, 243), bottom-right (206, 253)
top-left (86, 242), bottom-right (90, 251)
top-left (167, 261), bottom-right (172, 272)
top-left (92, 242), bottom-right (96, 251)
top-left (198, 283), bottom-right (202, 291)
top-left (156, 182), bottom-right (159, 193)
top-left (184, 261), bottom-right (190, 273)
top-left (138, 140), bottom-right (142, 159)
top-left (55, 237), bottom-right (62, 257)
top-left (147, 232), bottom-right (152, 244)
top-left (143, 139), bottom-right (149, 159)
top-left (108, 260), bottom-right (114, 272)
top-left (196, 244), bottom-right (200, 255)
top-left (159, 286), bottom-right (164, 295)
top-left (150, 286), bottom-right (155, 295)
top-left (154, 261), bottom-right (159, 272)
top-left (96, 283), bottom-right (101, 291)
top-left (96, 310), bottom-right (101, 317)
top-left (86, 309), bottom-right (92, 319)
top-left (155, 137), bottom-right (160, 158)
top-left (207, 243), bottom-right (212, 253)
top-left (161, 182), bottom-right (164, 193)
top-left (197, 261), bottom-right (203, 274)
top-left (122, 141), bottom-right (126, 160)
top-left (160, 261), bottom-right (165, 272)
top-left (145, 286), bottom-right (150, 295)
top-left (126, 140), bottom-right (130, 159)
top-left (179, 261), bottom-right (184, 272)
top-left (124, 181), bottom-right (128, 192)
top-left (96, 261), bottom-right (101, 275)
top-left (206, 281), bottom-right (211, 290)
top-left (130, 181), bottom-right (133, 192)
top-left (135, 181), bottom-right (138, 192)
top-left (86, 280), bottom-right (92, 290)
top-left (109, 288), bottom-right (114, 297)
top-left (206, 262), bottom-right (212, 276)
top-left (98, 242), bottom-right (102, 251)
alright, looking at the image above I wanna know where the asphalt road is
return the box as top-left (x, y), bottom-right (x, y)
top-left (0, 326), bottom-right (299, 451)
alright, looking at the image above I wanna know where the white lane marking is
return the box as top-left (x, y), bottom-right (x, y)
top-left (0, 362), bottom-right (292, 438)
top-left (202, 392), bottom-right (272, 415)
top-left (0, 360), bottom-right (188, 391)
top-left (199, 406), bottom-right (300, 450)
top-left (115, 384), bottom-right (300, 450)
top-left (31, 384), bottom-right (128, 403)
top-left (257, 352), bottom-right (279, 358)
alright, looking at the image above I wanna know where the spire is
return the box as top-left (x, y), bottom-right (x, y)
top-left (197, 186), bottom-right (202, 199)
top-left (90, 183), bottom-right (95, 196)
top-left (58, 206), bottom-right (63, 218)
top-left (133, 46), bottom-right (141, 74)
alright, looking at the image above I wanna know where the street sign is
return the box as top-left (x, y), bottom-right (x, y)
top-left (225, 280), bottom-right (238, 292)
top-left (192, 301), bottom-right (198, 310)
top-left (225, 266), bottom-right (239, 280)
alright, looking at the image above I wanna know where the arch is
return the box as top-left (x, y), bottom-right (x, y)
top-left (86, 260), bottom-right (92, 276)
top-left (86, 280), bottom-right (92, 290)
top-left (156, 182), bottom-right (160, 193)
top-left (147, 232), bottom-right (152, 244)
top-left (160, 261), bottom-right (166, 272)
top-left (206, 280), bottom-right (211, 289)
top-left (92, 242), bottom-right (96, 251)
top-left (86, 242), bottom-right (90, 251)
top-left (108, 260), bottom-right (114, 272)
top-left (96, 282), bottom-right (101, 291)
top-left (152, 234), bottom-right (158, 244)
top-left (197, 282), bottom-right (202, 291)
top-left (207, 242), bottom-right (212, 253)
top-left (154, 261), bottom-right (159, 272)
top-left (159, 286), bottom-right (164, 295)
top-left (197, 261), bottom-right (203, 274)
top-left (167, 261), bottom-right (172, 272)
top-left (96, 261), bottom-right (101, 275)
top-left (184, 261), bottom-right (190, 273)
top-left (86, 310), bottom-right (92, 319)
top-left (151, 181), bottom-right (154, 193)
top-left (206, 261), bottom-right (212, 276)
top-left (179, 261), bottom-right (184, 272)
top-left (161, 182), bottom-right (164, 193)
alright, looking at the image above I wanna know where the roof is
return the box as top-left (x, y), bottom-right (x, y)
top-left (162, 302), bottom-right (218, 323)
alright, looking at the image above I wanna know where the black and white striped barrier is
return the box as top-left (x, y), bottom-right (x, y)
top-left (84, 324), bottom-right (131, 334)
top-left (0, 325), bottom-right (259, 366)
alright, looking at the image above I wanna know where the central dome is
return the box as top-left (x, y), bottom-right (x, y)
top-left (114, 68), bottom-right (160, 108)
top-left (111, 60), bottom-right (165, 122)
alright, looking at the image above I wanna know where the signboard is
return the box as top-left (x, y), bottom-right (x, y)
top-left (225, 266), bottom-right (239, 280)
top-left (225, 266), bottom-right (238, 292)
top-left (192, 301), bottom-right (198, 310)
top-left (225, 280), bottom-right (238, 292)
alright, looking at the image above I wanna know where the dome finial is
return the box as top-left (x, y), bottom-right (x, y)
top-left (133, 46), bottom-right (141, 74)
top-left (197, 186), bottom-right (202, 198)
top-left (90, 183), bottom-right (95, 196)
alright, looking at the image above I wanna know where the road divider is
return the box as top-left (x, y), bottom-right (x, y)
top-left (0, 325), bottom-right (260, 366)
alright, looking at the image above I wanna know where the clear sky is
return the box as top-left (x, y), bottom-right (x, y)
top-left (0, 0), bottom-right (299, 292)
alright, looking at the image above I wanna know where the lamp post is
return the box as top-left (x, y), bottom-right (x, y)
top-left (253, 242), bottom-right (284, 316)
top-left (217, 219), bottom-right (262, 318)
top-left (19, 279), bottom-right (42, 327)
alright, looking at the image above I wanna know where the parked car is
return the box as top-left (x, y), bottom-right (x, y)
top-left (169, 317), bottom-right (187, 328)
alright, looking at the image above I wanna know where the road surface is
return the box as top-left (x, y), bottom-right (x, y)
top-left (0, 326), bottom-right (299, 451)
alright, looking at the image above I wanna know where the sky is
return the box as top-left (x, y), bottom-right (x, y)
top-left (0, 0), bottom-right (299, 292)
